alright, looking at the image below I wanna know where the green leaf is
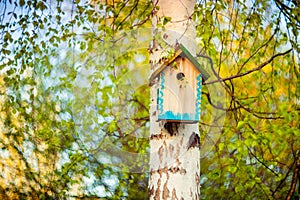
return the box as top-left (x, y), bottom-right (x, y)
top-left (237, 121), bottom-right (246, 130)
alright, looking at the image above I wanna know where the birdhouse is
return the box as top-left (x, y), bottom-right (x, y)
top-left (149, 44), bottom-right (210, 123)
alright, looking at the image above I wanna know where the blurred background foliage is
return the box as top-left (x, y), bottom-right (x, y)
top-left (0, 0), bottom-right (299, 199)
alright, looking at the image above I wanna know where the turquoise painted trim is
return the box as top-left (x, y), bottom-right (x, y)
top-left (195, 74), bottom-right (202, 119)
top-left (158, 111), bottom-right (200, 121)
top-left (160, 71), bottom-right (165, 89)
top-left (157, 71), bottom-right (165, 115)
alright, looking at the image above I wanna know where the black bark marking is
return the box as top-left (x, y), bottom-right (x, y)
top-left (163, 33), bottom-right (168, 39)
top-left (187, 132), bottom-right (200, 150)
top-left (195, 172), bottom-right (200, 185)
top-left (164, 122), bottom-right (180, 136)
top-left (151, 166), bottom-right (186, 175)
top-left (149, 185), bottom-right (154, 196)
top-left (150, 130), bottom-right (167, 140)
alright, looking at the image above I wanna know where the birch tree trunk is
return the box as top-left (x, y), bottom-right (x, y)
top-left (148, 0), bottom-right (200, 199)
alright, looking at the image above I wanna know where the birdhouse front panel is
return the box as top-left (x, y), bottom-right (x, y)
top-left (157, 57), bottom-right (202, 123)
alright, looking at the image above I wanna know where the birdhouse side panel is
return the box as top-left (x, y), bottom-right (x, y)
top-left (180, 58), bottom-right (201, 117)
top-left (157, 65), bottom-right (201, 122)
top-left (157, 67), bottom-right (182, 120)
top-left (180, 58), bottom-right (200, 91)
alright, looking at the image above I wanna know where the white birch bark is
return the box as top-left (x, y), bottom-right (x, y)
top-left (149, 0), bottom-right (200, 199)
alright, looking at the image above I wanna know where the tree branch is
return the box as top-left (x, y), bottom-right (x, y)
top-left (286, 151), bottom-right (300, 200)
top-left (204, 48), bottom-right (293, 85)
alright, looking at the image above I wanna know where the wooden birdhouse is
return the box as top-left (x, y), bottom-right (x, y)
top-left (149, 44), bottom-right (210, 123)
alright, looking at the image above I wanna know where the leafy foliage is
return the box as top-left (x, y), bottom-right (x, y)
top-left (195, 0), bottom-right (300, 199)
top-left (0, 0), bottom-right (152, 199)
top-left (0, 0), bottom-right (299, 199)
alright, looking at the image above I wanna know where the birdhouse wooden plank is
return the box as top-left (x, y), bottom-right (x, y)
top-left (150, 44), bottom-right (210, 123)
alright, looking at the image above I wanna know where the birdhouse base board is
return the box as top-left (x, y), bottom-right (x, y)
top-left (158, 111), bottom-right (199, 123)
top-left (156, 119), bottom-right (198, 123)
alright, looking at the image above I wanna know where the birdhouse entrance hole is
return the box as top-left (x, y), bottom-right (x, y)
top-left (176, 72), bottom-right (185, 80)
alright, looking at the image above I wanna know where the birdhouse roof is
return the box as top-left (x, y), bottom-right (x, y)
top-left (149, 43), bottom-right (210, 85)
